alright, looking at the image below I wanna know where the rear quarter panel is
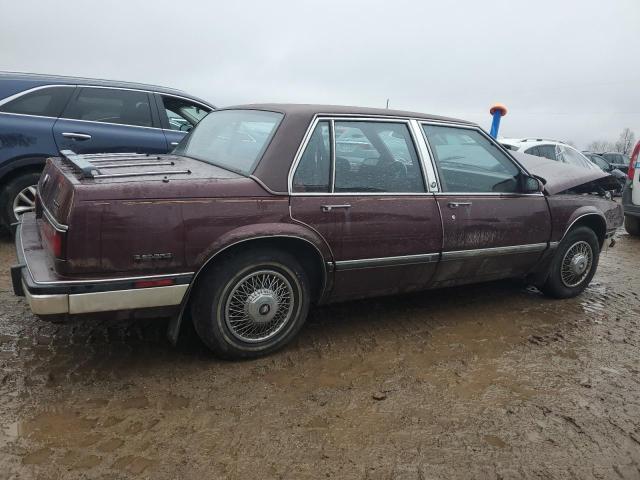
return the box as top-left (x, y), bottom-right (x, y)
top-left (547, 194), bottom-right (623, 242)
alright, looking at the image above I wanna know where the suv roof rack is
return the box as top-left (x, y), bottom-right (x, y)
top-left (518, 138), bottom-right (563, 143)
top-left (59, 150), bottom-right (191, 179)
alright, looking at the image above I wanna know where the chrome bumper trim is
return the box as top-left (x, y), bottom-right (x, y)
top-left (23, 281), bottom-right (69, 315)
top-left (22, 281), bottom-right (188, 315)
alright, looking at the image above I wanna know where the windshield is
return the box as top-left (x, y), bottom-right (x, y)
top-left (174, 109), bottom-right (283, 175)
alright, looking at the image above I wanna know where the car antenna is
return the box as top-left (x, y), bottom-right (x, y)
top-left (386, 99), bottom-right (390, 109)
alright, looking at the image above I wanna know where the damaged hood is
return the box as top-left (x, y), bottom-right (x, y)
top-left (512, 152), bottom-right (615, 195)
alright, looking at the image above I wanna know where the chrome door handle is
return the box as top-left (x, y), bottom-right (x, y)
top-left (321, 204), bottom-right (351, 212)
top-left (61, 132), bottom-right (92, 140)
top-left (448, 201), bottom-right (472, 208)
top-left (170, 142), bottom-right (179, 146)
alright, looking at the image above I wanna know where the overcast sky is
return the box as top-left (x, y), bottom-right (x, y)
top-left (1, 0), bottom-right (638, 148)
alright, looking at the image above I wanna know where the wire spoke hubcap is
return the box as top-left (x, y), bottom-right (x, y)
top-left (12, 185), bottom-right (38, 218)
top-left (224, 270), bottom-right (294, 343)
top-left (560, 240), bottom-right (593, 288)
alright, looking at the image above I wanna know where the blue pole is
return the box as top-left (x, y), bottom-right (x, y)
top-left (490, 110), bottom-right (502, 138)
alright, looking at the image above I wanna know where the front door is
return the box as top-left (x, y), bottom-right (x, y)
top-left (53, 87), bottom-right (167, 154)
top-left (420, 123), bottom-right (551, 286)
top-left (289, 119), bottom-right (442, 301)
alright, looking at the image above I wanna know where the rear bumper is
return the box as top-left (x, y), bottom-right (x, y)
top-left (12, 214), bottom-right (192, 316)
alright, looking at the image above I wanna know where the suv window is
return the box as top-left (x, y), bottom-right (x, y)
top-left (334, 121), bottom-right (424, 193)
top-left (524, 146), bottom-right (540, 156)
top-left (160, 95), bottom-right (210, 132)
top-left (292, 121), bottom-right (331, 192)
top-left (63, 87), bottom-right (153, 127)
top-left (0, 86), bottom-right (74, 117)
top-left (536, 144), bottom-right (558, 161)
top-left (422, 125), bottom-right (520, 193)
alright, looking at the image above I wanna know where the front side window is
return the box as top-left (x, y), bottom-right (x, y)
top-left (334, 121), bottom-right (424, 193)
top-left (422, 125), bottom-right (520, 193)
top-left (292, 121), bottom-right (331, 192)
top-left (174, 109), bottom-right (282, 175)
top-left (63, 87), bottom-right (153, 127)
top-left (160, 95), bottom-right (210, 132)
top-left (0, 86), bottom-right (74, 117)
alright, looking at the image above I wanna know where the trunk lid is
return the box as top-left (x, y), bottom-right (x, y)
top-left (57, 150), bottom-right (240, 184)
top-left (513, 152), bottom-right (618, 195)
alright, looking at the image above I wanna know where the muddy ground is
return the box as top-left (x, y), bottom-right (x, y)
top-left (0, 229), bottom-right (639, 479)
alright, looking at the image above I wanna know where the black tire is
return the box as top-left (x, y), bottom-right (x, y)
top-left (625, 215), bottom-right (640, 237)
top-left (0, 171), bottom-right (41, 230)
top-left (541, 226), bottom-right (600, 299)
top-left (191, 248), bottom-right (311, 359)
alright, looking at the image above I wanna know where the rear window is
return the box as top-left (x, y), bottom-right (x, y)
top-left (0, 86), bottom-right (74, 117)
top-left (174, 109), bottom-right (283, 175)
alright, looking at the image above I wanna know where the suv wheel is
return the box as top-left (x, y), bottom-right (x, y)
top-left (625, 215), bottom-right (640, 236)
top-left (191, 248), bottom-right (311, 359)
top-left (0, 172), bottom-right (41, 229)
top-left (542, 226), bottom-right (600, 299)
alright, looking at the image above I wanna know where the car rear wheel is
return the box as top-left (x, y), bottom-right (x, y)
top-left (541, 226), bottom-right (600, 299)
top-left (625, 215), bottom-right (640, 236)
top-left (0, 172), bottom-right (41, 230)
top-left (191, 248), bottom-right (311, 359)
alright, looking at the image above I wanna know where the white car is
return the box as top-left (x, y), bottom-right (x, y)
top-left (622, 141), bottom-right (640, 236)
top-left (500, 138), bottom-right (600, 171)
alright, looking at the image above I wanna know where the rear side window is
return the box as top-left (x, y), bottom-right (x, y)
top-left (0, 86), bottom-right (74, 117)
top-left (422, 125), bottom-right (520, 193)
top-left (558, 146), bottom-right (594, 169)
top-left (536, 144), bottom-right (558, 161)
top-left (292, 121), bottom-right (331, 192)
top-left (63, 87), bottom-right (153, 127)
top-left (160, 95), bottom-right (210, 132)
top-left (524, 146), bottom-right (540, 156)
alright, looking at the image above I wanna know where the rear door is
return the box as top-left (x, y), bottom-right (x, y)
top-left (289, 117), bottom-right (442, 301)
top-left (154, 93), bottom-right (212, 150)
top-left (53, 87), bottom-right (167, 154)
top-left (421, 123), bottom-right (551, 286)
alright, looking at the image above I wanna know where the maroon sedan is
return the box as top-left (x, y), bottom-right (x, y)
top-left (11, 105), bottom-right (623, 358)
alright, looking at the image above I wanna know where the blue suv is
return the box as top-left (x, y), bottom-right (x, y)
top-left (0, 72), bottom-right (214, 230)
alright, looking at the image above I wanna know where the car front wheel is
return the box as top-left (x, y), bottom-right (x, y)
top-left (541, 226), bottom-right (600, 299)
top-left (191, 248), bottom-right (311, 359)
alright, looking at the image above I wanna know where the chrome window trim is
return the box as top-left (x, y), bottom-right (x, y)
top-left (335, 253), bottom-right (439, 270)
top-left (417, 121), bottom-right (536, 195)
top-left (441, 243), bottom-right (548, 261)
top-left (288, 115), bottom-right (431, 196)
top-left (41, 202), bottom-right (69, 232)
top-left (0, 84), bottom-right (212, 129)
top-left (433, 192), bottom-right (544, 197)
top-left (0, 84), bottom-right (76, 108)
top-left (153, 92), bottom-right (213, 111)
top-left (409, 119), bottom-right (438, 192)
top-left (55, 116), bottom-right (164, 131)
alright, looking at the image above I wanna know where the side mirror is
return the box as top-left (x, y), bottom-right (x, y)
top-left (523, 175), bottom-right (543, 193)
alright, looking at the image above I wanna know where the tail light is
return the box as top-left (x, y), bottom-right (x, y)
top-left (40, 217), bottom-right (66, 259)
top-left (628, 141), bottom-right (640, 181)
